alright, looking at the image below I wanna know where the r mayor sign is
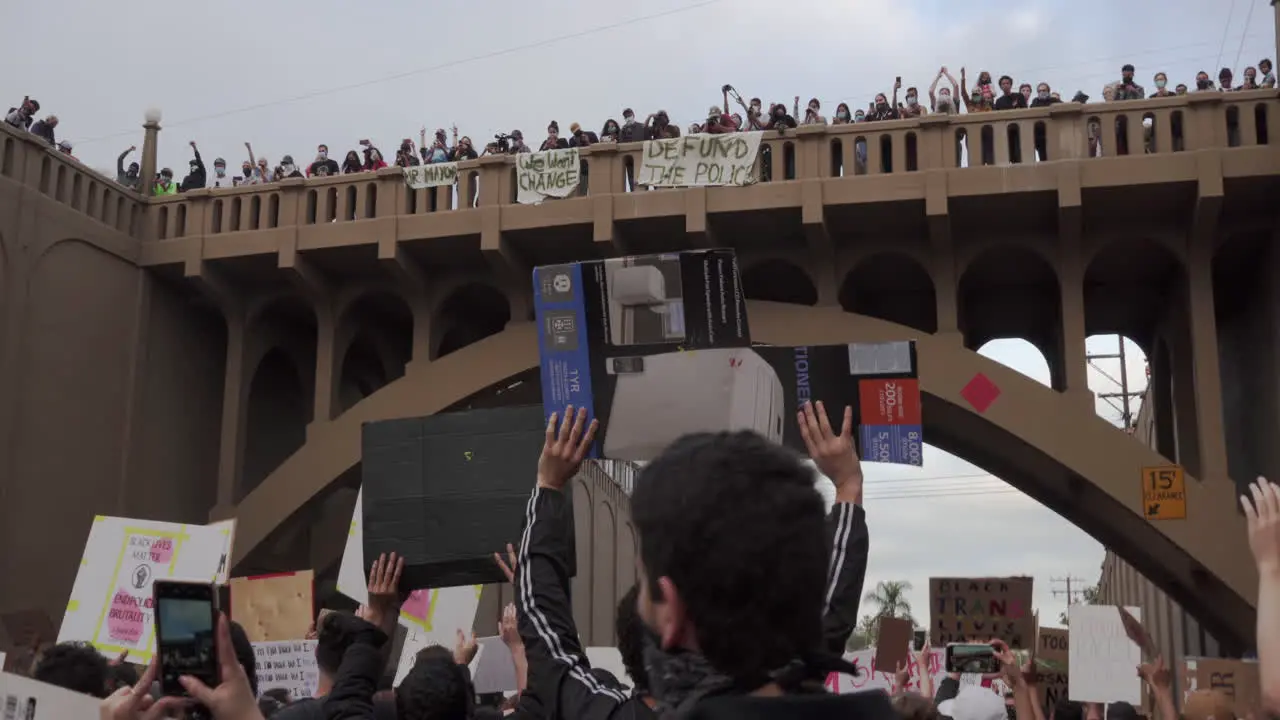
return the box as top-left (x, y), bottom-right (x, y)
top-left (639, 132), bottom-right (764, 188)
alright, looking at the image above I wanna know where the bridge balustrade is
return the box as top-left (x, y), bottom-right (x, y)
top-left (0, 125), bottom-right (145, 235)
top-left (3, 91), bottom-right (1274, 242)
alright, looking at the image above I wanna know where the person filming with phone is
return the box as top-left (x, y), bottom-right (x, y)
top-left (932, 640), bottom-right (1037, 720)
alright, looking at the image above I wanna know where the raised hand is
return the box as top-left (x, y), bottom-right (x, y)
top-left (1242, 477), bottom-right (1280, 572)
top-left (454, 629), bottom-right (479, 665)
top-left (893, 661), bottom-right (910, 692)
top-left (304, 621), bottom-right (317, 641)
top-left (797, 400), bottom-right (862, 496)
top-left (500, 603), bottom-right (522, 649)
top-left (537, 406), bottom-right (598, 491)
top-left (99, 656), bottom-right (186, 720)
top-left (110, 649), bottom-right (129, 666)
top-left (1138, 655), bottom-right (1171, 689)
top-left (493, 542), bottom-right (518, 584)
top-left (364, 552), bottom-right (404, 631)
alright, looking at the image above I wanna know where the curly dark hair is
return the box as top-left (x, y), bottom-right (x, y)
top-left (630, 430), bottom-right (827, 685)
top-left (34, 642), bottom-right (110, 698)
top-left (615, 584), bottom-right (649, 693)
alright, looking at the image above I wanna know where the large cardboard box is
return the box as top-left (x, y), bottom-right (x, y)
top-left (533, 250), bottom-right (752, 461)
top-left (361, 405), bottom-right (568, 591)
top-left (753, 343), bottom-right (922, 466)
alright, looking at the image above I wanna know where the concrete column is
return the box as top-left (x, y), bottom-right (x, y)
top-left (1056, 240), bottom-right (1092, 408)
top-left (1273, 1), bottom-right (1280, 66)
top-left (139, 109), bottom-right (162, 198)
top-left (1186, 245), bottom-right (1229, 483)
top-left (311, 307), bottom-right (338, 425)
top-left (213, 314), bottom-right (248, 515)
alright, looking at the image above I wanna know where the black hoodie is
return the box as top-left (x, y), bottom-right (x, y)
top-left (179, 147), bottom-right (206, 192)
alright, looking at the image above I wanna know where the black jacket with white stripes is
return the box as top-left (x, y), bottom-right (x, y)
top-left (511, 487), bottom-right (870, 720)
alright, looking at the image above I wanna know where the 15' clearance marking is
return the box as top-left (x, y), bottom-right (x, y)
top-left (1141, 465), bottom-right (1186, 520)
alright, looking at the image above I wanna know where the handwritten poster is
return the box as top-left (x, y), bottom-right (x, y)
top-left (1038, 627), bottom-right (1069, 667)
top-left (57, 515), bottom-right (235, 663)
top-left (403, 162), bottom-right (458, 189)
top-left (515, 148), bottom-right (580, 204)
top-left (823, 647), bottom-right (1006, 696)
top-left (1068, 606), bottom-right (1142, 704)
top-left (253, 640), bottom-right (319, 700)
top-left (638, 132), bottom-right (763, 187)
top-left (929, 577), bottom-right (1035, 648)
top-left (392, 586), bottom-right (484, 686)
top-left (336, 489), bottom-right (482, 632)
top-left (1181, 657), bottom-right (1262, 718)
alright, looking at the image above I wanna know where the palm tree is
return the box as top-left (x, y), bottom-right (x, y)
top-left (863, 580), bottom-right (917, 626)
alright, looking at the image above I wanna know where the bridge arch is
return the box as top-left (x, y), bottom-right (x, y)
top-left (432, 282), bottom-right (510, 359)
top-left (840, 252), bottom-right (937, 334)
top-left (335, 290), bottom-right (413, 414)
top-left (740, 258), bottom-right (818, 305)
top-left (1083, 237), bottom-right (1185, 356)
top-left (958, 245), bottom-right (1061, 383)
top-left (240, 295), bottom-right (317, 501)
top-left (228, 302), bottom-right (1255, 650)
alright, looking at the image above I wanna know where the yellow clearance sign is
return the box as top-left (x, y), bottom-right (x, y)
top-left (1141, 466), bottom-right (1187, 520)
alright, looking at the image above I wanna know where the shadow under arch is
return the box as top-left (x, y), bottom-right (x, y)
top-left (336, 291), bottom-right (413, 414)
top-left (241, 295), bottom-right (317, 501)
top-left (1083, 237), bottom-right (1184, 355)
top-left (229, 303), bottom-right (1254, 650)
top-left (741, 258), bottom-right (818, 305)
top-left (840, 252), bottom-right (937, 334)
top-left (434, 282), bottom-right (511, 359)
top-left (958, 244), bottom-right (1062, 386)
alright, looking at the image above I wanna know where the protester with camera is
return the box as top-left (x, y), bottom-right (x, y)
top-left (599, 119), bottom-right (621, 143)
top-left (541, 121), bottom-right (569, 151)
top-left (394, 138), bottom-right (420, 168)
top-left (568, 123), bottom-right (597, 148)
top-left (645, 111), bottom-right (680, 140)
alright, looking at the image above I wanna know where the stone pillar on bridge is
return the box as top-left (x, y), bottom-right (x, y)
top-left (139, 108), bottom-right (162, 199)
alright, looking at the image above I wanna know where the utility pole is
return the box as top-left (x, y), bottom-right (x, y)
top-left (1088, 336), bottom-right (1145, 430)
top-left (1051, 576), bottom-right (1087, 605)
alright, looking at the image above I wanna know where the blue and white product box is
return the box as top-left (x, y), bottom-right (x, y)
top-left (533, 250), bottom-right (752, 461)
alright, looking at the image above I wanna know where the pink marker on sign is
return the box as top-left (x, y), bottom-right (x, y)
top-left (149, 538), bottom-right (174, 564)
top-left (400, 589), bottom-right (433, 627)
top-left (107, 591), bottom-right (144, 645)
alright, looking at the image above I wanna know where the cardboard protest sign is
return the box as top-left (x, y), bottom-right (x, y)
top-left (392, 586), bottom-right (485, 685)
top-left (362, 407), bottom-right (558, 590)
top-left (57, 515), bottom-right (235, 662)
top-left (403, 162), bottom-right (458, 189)
top-left (638, 132), bottom-right (764, 187)
top-left (929, 577), bottom-right (1034, 648)
top-left (1067, 605), bottom-right (1142, 704)
top-left (1038, 663), bottom-right (1070, 716)
top-left (230, 571), bottom-right (314, 643)
top-left (516, 148), bottom-right (580, 204)
top-left (337, 487), bottom-right (485, 627)
top-left (874, 616), bottom-right (914, 672)
top-left (1181, 657), bottom-right (1262, 718)
top-left (1038, 627), bottom-right (1070, 668)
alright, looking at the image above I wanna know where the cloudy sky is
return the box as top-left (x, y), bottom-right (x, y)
top-left (1, 0), bottom-right (1263, 631)
top-left (2, 0), bottom-right (1275, 175)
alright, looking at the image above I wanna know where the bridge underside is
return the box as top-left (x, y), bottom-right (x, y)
top-left (229, 302), bottom-right (1255, 652)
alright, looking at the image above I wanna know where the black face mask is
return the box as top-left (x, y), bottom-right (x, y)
top-left (401, 144), bottom-right (411, 152)
top-left (876, 101), bottom-right (889, 110)
top-left (1198, 79), bottom-right (1213, 89)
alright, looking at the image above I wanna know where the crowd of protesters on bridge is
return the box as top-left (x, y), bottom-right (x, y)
top-left (6, 395), bottom-right (1280, 720)
top-left (4, 59), bottom-right (1278, 197)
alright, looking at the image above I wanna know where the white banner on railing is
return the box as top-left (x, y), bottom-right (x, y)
top-left (639, 132), bottom-right (763, 188)
top-left (404, 162), bottom-right (458, 189)
top-left (516, 148), bottom-right (580, 204)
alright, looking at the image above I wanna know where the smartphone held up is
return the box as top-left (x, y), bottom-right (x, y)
top-left (152, 580), bottom-right (220, 696)
top-left (944, 642), bottom-right (1001, 675)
